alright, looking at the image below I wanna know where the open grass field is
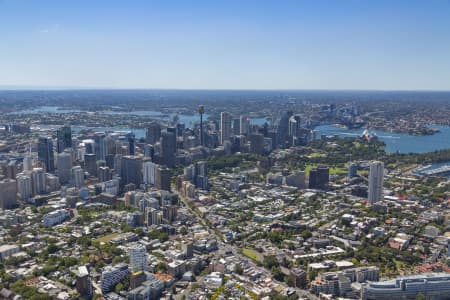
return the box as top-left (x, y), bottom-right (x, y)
top-left (241, 248), bottom-right (262, 262)
top-left (304, 164), bottom-right (347, 175)
top-left (95, 232), bottom-right (119, 243)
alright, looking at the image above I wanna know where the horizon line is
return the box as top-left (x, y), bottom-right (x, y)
top-left (1, 85), bottom-right (450, 93)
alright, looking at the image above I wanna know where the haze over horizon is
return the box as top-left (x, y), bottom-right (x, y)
top-left (1, 0), bottom-right (450, 90)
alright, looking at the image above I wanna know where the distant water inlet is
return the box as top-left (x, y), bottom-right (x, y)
top-left (314, 124), bottom-right (450, 153)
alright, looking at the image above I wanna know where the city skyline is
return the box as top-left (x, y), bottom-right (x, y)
top-left (1, 0), bottom-right (450, 90)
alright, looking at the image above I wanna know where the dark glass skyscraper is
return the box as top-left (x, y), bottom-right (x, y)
top-left (161, 129), bottom-right (176, 167)
top-left (146, 122), bottom-right (161, 145)
top-left (38, 137), bottom-right (55, 172)
top-left (127, 132), bottom-right (136, 156)
top-left (56, 125), bottom-right (72, 153)
top-left (121, 156), bottom-right (143, 186)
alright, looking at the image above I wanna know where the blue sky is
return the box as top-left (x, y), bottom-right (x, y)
top-left (1, 0), bottom-right (450, 90)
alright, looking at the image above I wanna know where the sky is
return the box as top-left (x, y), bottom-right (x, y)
top-left (1, 0), bottom-right (450, 90)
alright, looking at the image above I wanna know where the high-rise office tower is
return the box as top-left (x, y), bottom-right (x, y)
top-left (16, 173), bottom-right (32, 200)
top-left (84, 153), bottom-right (97, 177)
top-left (38, 137), bottom-right (55, 172)
top-left (240, 115), bottom-right (250, 135)
top-left (155, 166), bottom-right (171, 191)
top-left (308, 165), bottom-right (329, 190)
top-left (220, 112), bottom-right (232, 145)
top-left (0, 179), bottom-right (17, 209)
top-left (56, 125), bottom-right (72, 153)
top-left (143, 160), bottom-right (158, 185)
top-left (288, 115), bottom-right (301, 145)
top-left (94, 133), bottom-right (107, 161)
top-left (368, 161), bottom-right (384, 204)
top-left (71, 166), bottom-right (84, 188)
top-left (31, 168), bottom-right (46, 195)
top-left (277, 110), bottom-right (293, 148)
top-left (129, 245), bottom-right (147, 272)
top-left (98, 166), bottom-right (112, 182)
top-left (1, 161), bottom-right (18, 179)
top-left (83, 139), bottom-right (95, 154)
top-left (23, 154), bottom-right (33, 172)
top-left (194, 161), bottom-right (208, 190)
top-left (249, 133), bottom-right (265, 155)
top-left (143, 144), bottom-right (154, 159)
top-left (57, 151), bottom-right (72, 185)
top-left (121, 156), bottom-right (143, 187)
top-left (232, 118), bottom-right (240, 135)
top-left (105, 135), bottom-right (116, 156)
top-left (127, 132), bottom-right (136, 156)
top-left (146, 122), bottom-right (161, 145)
top-left (161, 130), bottom-right (176, 167)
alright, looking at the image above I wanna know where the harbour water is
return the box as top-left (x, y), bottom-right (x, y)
top-left (314, 124), bottom-right (450, 154)
top-left (10, 107), bottom-right (450, 154)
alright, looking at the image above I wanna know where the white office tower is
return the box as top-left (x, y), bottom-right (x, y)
top-left (23, 154), bottom-right (33, 172)
top-left (16, 173), bottom-right (32, 200)
top-left (57, 151), bottom-right (72, 185)
top-left (71, 166), bottom-right (84, 188)
top-left (31, 168), bottom-right (46, 195)
top-left (220, 112), bottom-right (232, 145)
top-left (129, 244), bottom-right (147, 272)
top-left (143, 161), bottom-right (157, 185)
top-left (239, 115), bottom-right (250, 135)
top-left (368, 161), bottom-right (384, 204)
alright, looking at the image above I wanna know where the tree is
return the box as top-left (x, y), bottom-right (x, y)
top-left (263, 255), bottom-right (278, 269)
top-left (234, 264), bottom-right (244, 275)
top-left (114, 282), bottom-right (124, 294)
top-left (416, 293), bottom-right (426, 300)
top-left (271, 266), bottom-right (283, 281)
top-left (156, 262), bottom-right (168, 273)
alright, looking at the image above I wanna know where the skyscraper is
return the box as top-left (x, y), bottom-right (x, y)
top-left (71, 166), bottom-right (84, 188)
top-left (57, 151), bottom-right (72, 185)
top-left (84, 153), bottom-right (97, 177)
top-left (232, 118), bottom-right (240, 135)
top-left (121, 156), bottom-right (143, 187)
top-left (38, 137), bottom-right (55, 172)
top-left (368, 161), bottom-right (384, 204)
top-left (155, 166), bottom-right (171, 191)
top-left (129, 245), bottom-right (147, 272)
top-left (308, 165), bottom-right (329, 190)
top-left (249, 133), bottom-right (265, 155)
top-left (31, 168), bottom-right (46, 195)
top-left (161, 130), bottom-right (176, 167)
top-left (277, 110), bottom-right (293, 148)
top-left (56, 125), bottom-right (72, 153)
top-left (76, 266), bottom-right (92, 299)
top-left (94, 133), bottom-right (107, 161)
top-left (16, 173), bottom-right (32, 200)
top-left (127, 132), bottom-right (136, 156)
top-left (0, 179), bottom-right (17, 209)
top-left (146, 122), bottom-right (161, 145)
top-left (23, 154), bottom-right (33, 172)
top-left (143, 160), bottom-right (158, 185)
top-left (288, 115), bottom-right (301, 145)
top-left (239, 115), bottom-right (250, 135)
top-left (220, 112), bottom-right (232, 145)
